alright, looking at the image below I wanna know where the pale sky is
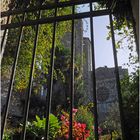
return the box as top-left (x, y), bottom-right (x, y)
top-left (77, 4), bottom-right (138, 73)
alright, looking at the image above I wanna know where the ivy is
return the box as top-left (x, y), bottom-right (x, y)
top-left (2, 1), bottom-right (72, 92)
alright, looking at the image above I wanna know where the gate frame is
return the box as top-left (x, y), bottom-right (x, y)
top-left (1, 0), bottom-right (136, 140)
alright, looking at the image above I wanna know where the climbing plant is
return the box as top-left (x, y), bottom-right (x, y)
top-left (2, 0), bottom-right (72, 92)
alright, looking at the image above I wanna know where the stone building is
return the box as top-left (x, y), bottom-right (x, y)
top-left (82, 38), bottom-right (128, 124)
top-left (96, 66), bottom-right (128, 123)
top-left (61, 19), bottom-right (83, 64)
top-left (83, 37), bottom-right (93, 102)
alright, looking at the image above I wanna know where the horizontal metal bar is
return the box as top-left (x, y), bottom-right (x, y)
top-left (1, 10), bottom-right (110, 30)
top-left (1, 0), bottom-right (103, 17)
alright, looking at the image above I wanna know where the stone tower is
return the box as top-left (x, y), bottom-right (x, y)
top-left (83, 37), bottom-right (93, 102)
top-left (61, 19), bottom-right (83, 62)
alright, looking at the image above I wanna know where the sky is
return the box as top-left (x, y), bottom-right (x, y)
top-left (77, 4), bottom-right (138, 73)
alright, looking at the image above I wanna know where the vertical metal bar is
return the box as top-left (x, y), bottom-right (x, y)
top-left (89, 2), bottom-right (99, 140)
top-left (45, 1), bottom-right (57, 139)
top-left (1, 15), bottom-right (10, 59)
top-left (132, 18), bottom-right (139, 57)
top-left (129, 0), bottom-right (139, 57)
top-left (21, 10), bottom-right (41, 140)
top-left (69, 4), bottom-right (75, 140)
top-left (1, 13), bottom-right (26, 140)
top-left (109, 13), bottom-right (126, 140)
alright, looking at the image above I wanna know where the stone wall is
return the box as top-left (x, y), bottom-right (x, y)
top-left (96, 66), bottom-right (128, 123)
top-left (61, 19), bottom-right (83, 60)
top-left (1, 78), bottom-right (23, 118)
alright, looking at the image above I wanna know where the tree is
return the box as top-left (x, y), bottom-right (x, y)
top-left (121, 70), bottom-right (139, 140)
top-left (95, 0), bottom-right (138, 62)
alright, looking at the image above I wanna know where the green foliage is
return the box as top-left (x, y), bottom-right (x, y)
top-left (49, 114), bottom-right (61, 138)
top-left (3, 127), bottom-right (16, 140)
top-left (60, 108), bottom-right (91, 139)
top-left (106, 19), bottom-right (134, 47)
top-left (95, 1), bottom-right (138, 66)
top-left (2, 6), bottom-right (71, 92)
top-left (26, 114), bottom-right (60, 139)
top-left (121, 70), bottom-right (139, 140)
top-left (73, 53), bottom-right (89, 107)
top-left (107, 18), bottom-right (138, 68)
top-left (100, 102), bottom-right (122, 136)
top-left (111, 131), bottom-right (122, 140)
top-left (100, 131), bottom-right (121, 140)
top-left (3, 132), bottom-right (11, 140)
top-left (94, 0), bottom-right (132, 27)
top-left (54, 45), bottom-right (71, 82)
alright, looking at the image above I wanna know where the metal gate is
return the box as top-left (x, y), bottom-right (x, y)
top-left (1, 0), bottom-right (137, 140)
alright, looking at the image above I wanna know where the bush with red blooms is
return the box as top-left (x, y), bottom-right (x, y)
top-left (60, 109), bottom-right (90, 140)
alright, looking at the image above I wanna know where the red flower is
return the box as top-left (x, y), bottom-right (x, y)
top-left (65, 133), bottom-right (69, 139)
top-left (72, 108), bottom-right (78, 114)
top-left (98, 127), bottom-right (103, 134)
top-left (60, 110), bottom-right (91, 140)
top-left (81, 124), bottom-right (86, 130)
top-left (61, 115), bottom-right (65, 121)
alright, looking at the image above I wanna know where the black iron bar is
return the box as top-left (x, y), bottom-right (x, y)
top-left (109, 14), bottom-right (126, 140)
top-left (1, 15), bottom-right (10, 51)
top-left (45, 1), bottom-right (57, 139)
top-left (1, 13), bottom-right (26, 140)
top-left (110, 0), bottom-right (117, 11)
top-left (21, 11), bottom-right (41, 140)
top-left (132, 18), bottom-right (139, 57)
top-left (1, 10), bottom-right (110, 30)
top-left (89, 2), bottom-right (99, 140)
top-left (128, 0), bottom-right (139, 57)
top-left (1, 0), bottom-right (103, 17)
top-left (69, 4), bottom-right (75, 140)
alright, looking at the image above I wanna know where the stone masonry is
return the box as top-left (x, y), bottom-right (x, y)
top-left (95, 66), bottom-right (128, 123)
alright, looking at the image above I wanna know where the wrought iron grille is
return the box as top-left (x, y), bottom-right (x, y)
top-left (1, 0), bottom-right (137, 140)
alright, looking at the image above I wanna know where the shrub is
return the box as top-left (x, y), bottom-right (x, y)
top-left (26, 114), bottom-right (60, 139)
top-left (3, 132), bottom-right (11, 140)
top-left (75, 104), bottom-right (94, 139)
top-left (3, 128), bottom-right (15, 140)
top-left (59, 109), bottom-right (90, 140)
